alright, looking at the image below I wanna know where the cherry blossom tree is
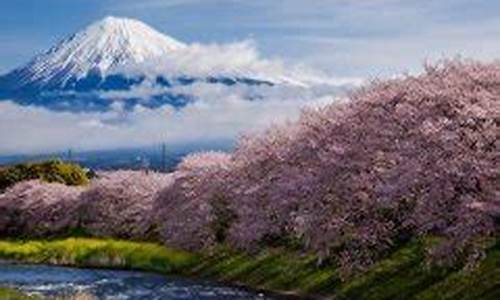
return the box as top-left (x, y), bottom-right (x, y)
top-left (176, 151), bottom-right (232, 173)
top-left (0, 59), bottom-right (497, 279)
top-left (190, 59), bottom-right (498, 276)
top-left (154, 151), bottom-right (234, 250)
top-left (79, 170), bottom-right (174, 240)
top-left (0, 180), bottom-right (84, 237)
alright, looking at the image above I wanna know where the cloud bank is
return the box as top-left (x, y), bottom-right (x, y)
top-left (116, 40), bottom-right (359, 88)
top-left (0, 94), bottom-right (340, 155)
top-left (0, 40), bottom-right (358, 156)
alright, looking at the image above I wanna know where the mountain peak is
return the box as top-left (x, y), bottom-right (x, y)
top-left (101, 15), bottom-right (131, 24)
top-left (94, 16), bottom-right (143, 32)
top-left (91, 16), bottom-right (167, 38)
top-left (8, 16), bottom-right (186, 88)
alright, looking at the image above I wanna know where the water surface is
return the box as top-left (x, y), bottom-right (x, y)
top-left (0, 264), bottom-right (275, 299)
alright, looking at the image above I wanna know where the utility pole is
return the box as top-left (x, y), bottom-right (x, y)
top-left (161, 143), bottom-right (167, 172)
top-left (67, 148), bottom-right (73, 163)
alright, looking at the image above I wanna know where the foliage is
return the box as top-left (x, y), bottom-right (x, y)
top-left (0, 170), bottom-right (172, 241)
top-left (175, 151), bottom-right (232, 173)
top-left (78, 171), bottom-right (174, 240)
top-left (210, 194), bottom-right (237, 243)
top-left (154, 60), bottom-right (499, 277)
top-left (0, 160), bottom-right (89, 191)
top-left (153, 150), bottom-right (234, 249)
top-left (154, 156), bottom-right (233, 250)
top-left (0, 180), bottom-right (84, 238)
top-left (226, 60), bottom-right (499, 276)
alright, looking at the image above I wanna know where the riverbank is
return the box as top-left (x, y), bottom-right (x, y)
top-left (0, 287), bottom-right (42, 299)
top-left (0, 238), bottom-right (498, 299)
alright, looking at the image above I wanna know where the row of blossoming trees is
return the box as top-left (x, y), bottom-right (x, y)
top-left (0, 60), bottom-right (498, 277)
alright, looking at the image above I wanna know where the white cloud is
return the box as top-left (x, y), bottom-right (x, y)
top-left (0, 91), bottom-right (342, 155)
top-left (0, 37), bottom-right (359, 156)
top-left (113, 40), bottom-right (290, 87)
top-left (116, 40), bottom-right (361, 87)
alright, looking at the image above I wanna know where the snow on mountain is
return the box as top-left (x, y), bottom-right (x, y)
top-left (8, 16), bottom-right (186, 89)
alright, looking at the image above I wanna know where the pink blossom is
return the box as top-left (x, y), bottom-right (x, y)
top-left (154, 59), bottom-right (498, 277)
top-left (79, 170), bottom-right (174, 240)
top-left (1, 59), bottom-right (497, 278)
top-left (176, 151), bottom-right (232, 172)
top-left (0, 180), bottom-right (83, 237)
top-left (154, 155), bottom-right (233, 250)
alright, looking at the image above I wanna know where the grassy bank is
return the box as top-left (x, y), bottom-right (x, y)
top-left (0, 238), bottom-right (498, 299)
top-left (0, 288), bottom-right (41, 300)
top-left (0, 238), bottom-right (197, 274)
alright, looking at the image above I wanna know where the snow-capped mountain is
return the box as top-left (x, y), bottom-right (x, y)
top-left (0, 17), bottom-right (188, 92)
top-left (16, 16), bottom-right (185, 88)
top-left (0, 16), bottom-right (351, 112)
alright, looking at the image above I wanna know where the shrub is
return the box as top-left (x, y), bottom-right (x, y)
top-left (0, 180), bottom-right (84, 237)
top-left (78, 171), bottom-right (174, 240)
top-left (0, 160), bottom-right (89, 191)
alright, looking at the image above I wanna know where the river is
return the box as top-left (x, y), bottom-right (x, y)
top-left (0, 264), bottom-right (278, 299)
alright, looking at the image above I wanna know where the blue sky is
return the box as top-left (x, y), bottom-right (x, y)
top-left (1, 0), bottom-right (500, 78)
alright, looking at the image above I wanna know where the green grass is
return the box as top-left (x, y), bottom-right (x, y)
top-left (0, 238), bottom-right (197, 274)
top-left (0, 238), bottom-right (498, 299)
top-left (0, 288), bottom-right (41, 300)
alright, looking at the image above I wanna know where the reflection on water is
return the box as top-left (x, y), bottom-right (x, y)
top-left (0, 264), bottom-right (274, 300)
